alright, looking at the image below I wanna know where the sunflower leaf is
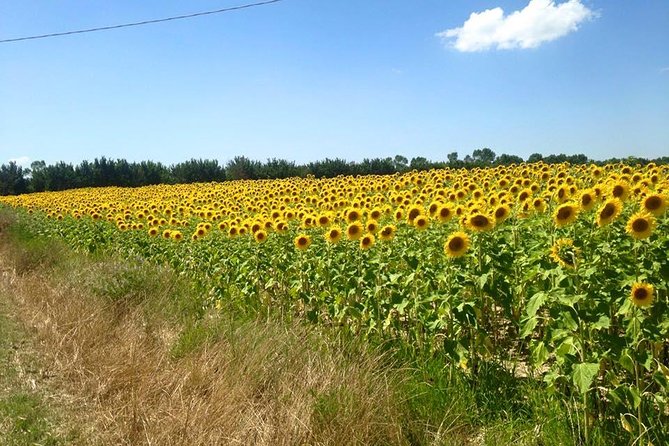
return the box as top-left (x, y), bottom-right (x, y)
top-left (526, 292), bottom-right (546, 317)
top-left (572, 362), bottom-right (599, 394)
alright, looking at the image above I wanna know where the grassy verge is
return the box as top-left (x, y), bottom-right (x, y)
top-left (0, 208), bottom-right (586, 445)
top-left (0, 293), bottom-right (84, 444)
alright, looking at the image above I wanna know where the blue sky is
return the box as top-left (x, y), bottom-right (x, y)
top-left (1, 0), bottom-right (668, 168)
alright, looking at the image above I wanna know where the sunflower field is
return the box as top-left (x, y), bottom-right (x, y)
top-left (1, 161), bottom-right (668, 443)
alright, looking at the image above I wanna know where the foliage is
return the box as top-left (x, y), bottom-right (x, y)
top-left (1, 160), bottom-right (668, 444)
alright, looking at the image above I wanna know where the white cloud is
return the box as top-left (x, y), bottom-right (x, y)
top-left (8, 156), bottom-right (31, 168)
top-left (437, 0), bottom-right (596, 52)
top-left (661, 67), bottom-right (669, 73)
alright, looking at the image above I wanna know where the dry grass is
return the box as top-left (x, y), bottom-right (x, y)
top-left (0, 235), bottom-right (412, 445)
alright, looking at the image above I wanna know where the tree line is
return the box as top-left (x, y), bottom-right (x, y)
top-left (1, 149), bottom-right (667, 196)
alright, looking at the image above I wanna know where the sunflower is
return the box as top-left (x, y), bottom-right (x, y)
top-left (379, 225), bottom-right (396, 241)
top-left (532, 198), bottom-right (546, 214)
top-left (346, 208), bottom-right (362, 223)
top-left (630, 283), bottom-right (654, 307)
top-left (553, 203), bottom-right (579, 227)
top-left (578, 189), bottom-right (597, 212)
top-left (641, 193), bottom-right (667, 216)
top-left (467, 213), bottom-right (494, 232)
top-left (172, 231), bottom-right (184, 241)
top-left (363, 219), bottom-right (378, 234)
top-left (596, 199), bottom-right (622, 227)
top-left (359, 233), bottom-right (375, 250)
top-left (346, 222), bottom-right (363, 240)
top-left (254, 229), bottom-right (268, 243)
top-left (294, 234), bottom-right (311, 250)
top-left (325, 226), bottom-right (343, 244)
top-left (550, 238), bottom-right (579, 269)
top-left (369, 207), bottom-right (383, 220)
top-left (610, 181), bottom-right (630, 201)
top-left (228, 226), bottom-right (239, 237)
top-left (406, 204), bottom-right (423, 223)
top-left (444, 232), bottom-right (470, 258)
top-left (148, 227), bottom-right (159, 237)
top-left (436, 204), bottom-right (454, 223)
top-left (162, 229), bottom-right (172, 239)
top-left (413, 215), bottom-right (429, 231)
top-left (625, 211), bottom-right (655, 240)
top-left (317, 214), bottom-right (331, 227)
top-left (493, 204), bottom-right (511, 223)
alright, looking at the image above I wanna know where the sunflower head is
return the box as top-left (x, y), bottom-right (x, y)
top-left (630, 283), bottom-right (654, 307)
top-left (172, 231), bottom-right (183, 241)
top-left (579, 190), bottom-right (597, 212)
top-left (625, 211), bottom-right (655, 240)
top-left (359, 233), bottom-right (375, 250)
top-left (550, 238), bottom-right (579, 269)
top-left (379, 225), bottom-right (396, 241)
top-left (317, 214), bottom-right (331, 227)
top-left (493, 204), bottom-right (511, 223)
top-left (346, 208), bottom-right (362, 223)
top-left (596, 199), bottom-right (623, 227)
top-left (413, 215), bottom-right (429, 231)
top-left (148, 227), bottom-right (159, 237)
top-left (444, 231), bottom-right (470, 258)
top-left (532, 198), bottom-right (546, 213)
top-left (364, 219), bottom-right (379, 234)
top-left (406, 204), bottom-right (423, 223)
top-left (610, 181), bottom-right (630, 201)
top-left (437, 204), bottom-right (454, 223)
top-left (467, 213), bottom-right (494, 232)
top-left (553, 203), bottom-right (579, 227)
top-left (642, 193), bottom-right (667, 217)
top-left (325, 226), bottom-right (343, 244)
top-left (346, 222), bottom-right (363, 240)
top-left (162, 229), bottom-right (172, 239)
top-left (254, 230), bottom-right (268, 243)
top-left (294, 234), bottom-right (312, 251)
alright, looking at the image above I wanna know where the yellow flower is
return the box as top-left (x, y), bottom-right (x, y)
top-left (467, 213), bottom-right (494, 232)
top-left (625, 212), bottom-right (655, 240)
top-left (550, 238), bottom-right (579, 269)
top-left (378, 225), bottom-right (396, 241)
top-left (345, 207), bottom-right (362, 223)
top-left (366, 219), bottom-right (379, 234)
top-left (553, 203), bottom-right (579, 227)
top-left (325, 226), bottom-right (342, 244)
top-left (596, 198), bottom-right (622, 227)
top-left (630, 283), bottom-right (654, 307)
top-left (162, 229), bottom-right (172, 239)
top-left (444, 232), bottom-right (470, 258)
top-left (493, 204), bottom-right (511, 223)
top-left (317, 214), bottom-right (331, 227)
top-left (406, 204), bottom-right (423, 223)
top-left (413, 215), bottom-right (429, 231)
top-left (578, 189), bottom-right (597, 212)
top-left (294, 234), bottom-right (311, 250)
top-left (359, 233), bottom-right (375, 250)
top-left (532, 198), bottom-right (546, 214)
top-left (254, 229), bottom-right (268, 243)
top-left (346, 222), bottom-right (363, 240)
top-left (148, 227), bottom-right (158, 237)
top-left (436, 204), bottom-right (454, 223)
top-left (610, 181), bottom-right (630, 201)
top-left (641, 193), bottom-right (667, 217)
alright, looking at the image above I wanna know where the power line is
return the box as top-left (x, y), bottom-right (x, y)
top-left (0, 0), bottom-right (283, 44)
